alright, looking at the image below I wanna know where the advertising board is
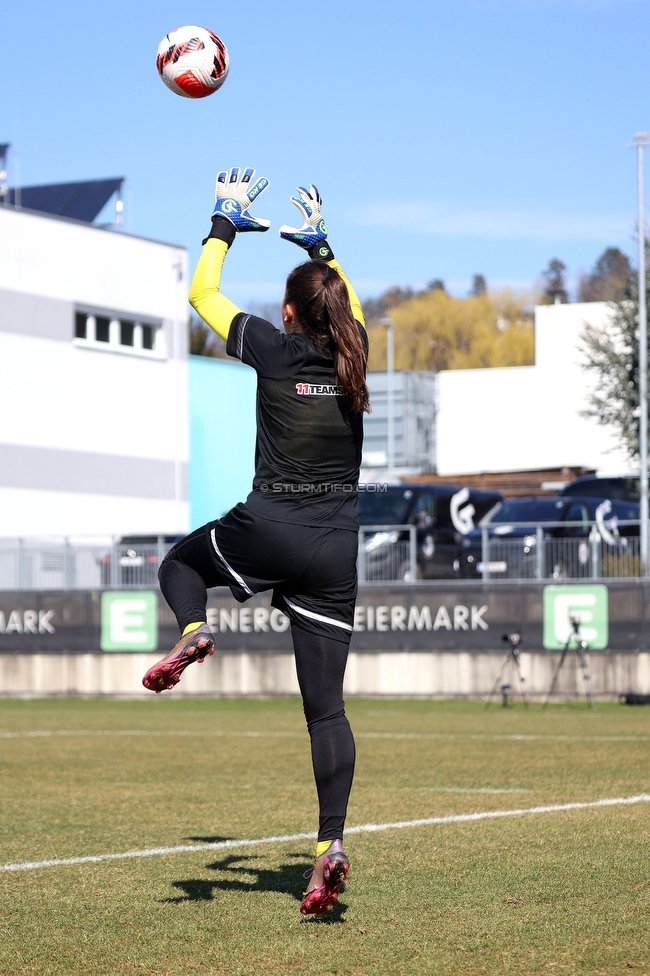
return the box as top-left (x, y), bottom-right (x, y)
top-left (0, 581), bottom-right (648, 654)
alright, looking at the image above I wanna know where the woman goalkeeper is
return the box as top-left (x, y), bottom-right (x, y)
top-left (142, 167), bottom-right (369, 917)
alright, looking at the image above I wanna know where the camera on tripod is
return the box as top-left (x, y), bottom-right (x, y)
top-left (543, 612), bottom-right (596, 710)
top-left (485, 632), bottom-right (529, 708)
top-left (569, 614), bottom-right (589, 652)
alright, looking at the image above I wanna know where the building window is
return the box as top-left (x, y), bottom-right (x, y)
top-left (95, 316), bottom-right (110, 343)
top-left (120, 320), bottom-right (135, 346)
top-left (75, 312), bottom-right (87, 339)
top-left (73, 309), bottom-right (164, 358)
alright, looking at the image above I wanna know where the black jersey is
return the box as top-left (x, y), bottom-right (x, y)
top-left (226, 312), bottom-right (367, 530)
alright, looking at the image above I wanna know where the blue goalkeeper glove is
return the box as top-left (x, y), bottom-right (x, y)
top-left (279, 184), bottom-right (335, 261)
top-left (212, 166), bottom-right (271, 232)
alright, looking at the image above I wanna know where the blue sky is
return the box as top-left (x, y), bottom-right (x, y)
top-left (4, 0), bottom-right (650, 304)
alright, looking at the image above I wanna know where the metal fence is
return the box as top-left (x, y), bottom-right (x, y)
top-left (0, 538), bottom-right (175, 590)
top-left (0, 521), bottom-right (643, 589)
top-left (477, 521), bottom-right (641, 580)
top-left (358, 525), bottom-right (418, 583)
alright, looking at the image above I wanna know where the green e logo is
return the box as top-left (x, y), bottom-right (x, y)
top-left (101, 591), bottom-right (158, 651)
top-left (543, 584), bottom-right (609, 650)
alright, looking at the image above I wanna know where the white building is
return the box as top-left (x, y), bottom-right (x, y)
top-left (435, 301), bottom-right (633, 478)
top-left (0, 203), bottom-right (189, 536)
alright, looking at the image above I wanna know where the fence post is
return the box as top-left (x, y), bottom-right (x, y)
top-left (110, 537), bottom-right (120, 588)
top-left (590, 525), bottom-right (600, 579)
top-left (409, 525), bottom-right (417, 582)
top-left (18, 538), bottom-right (29, 589)
top-left (481, 526), bottom-right (490, 580)
top-left (357, 530), bottom-right (366, 583)
top-left (63, 537), bottom-right (74, 589)
top-left (536, 525), bottom-right (545, 579)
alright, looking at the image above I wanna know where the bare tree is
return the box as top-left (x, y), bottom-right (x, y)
top-left (189, 301), bottom-right (286, 359)
top-left (581, 293), bottom-right (648, 459)
top-left (427, 278), bottom-right (446, 293)
top-left (189, 316), bottom-right (228, 358)
top-left (578, 247), bottom-right (634, 303)
top-left (362, 285), bottom-right (415, 322)
top-left (470, 274), bottom-right (487, 297)
top-left (541, 258), bottom-right (569, 304)
top-left (248, 301), bottom-right (284, 329)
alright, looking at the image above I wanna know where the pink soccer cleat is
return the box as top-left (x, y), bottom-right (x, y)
top-left (142, 624), bottom-right (214, 694)
top-left (300, 839), bottom-right (349, 917)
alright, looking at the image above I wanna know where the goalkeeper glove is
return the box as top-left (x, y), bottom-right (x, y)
top-left (206, 167), bottom-right (271, 246)
top-left (279, 184), bottom-right (334, 261)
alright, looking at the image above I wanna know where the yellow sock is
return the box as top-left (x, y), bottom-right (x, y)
top-left (316, 840), bottom-right (333, 857)
top-left (182, 621), bottom-right (205, 637)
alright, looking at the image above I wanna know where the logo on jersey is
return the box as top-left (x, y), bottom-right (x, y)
top-left (295, 382), bottom-right (343, 396)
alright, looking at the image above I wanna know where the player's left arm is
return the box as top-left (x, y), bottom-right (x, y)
top-left (189, 166), bottom-right (270, 342)
top-left (279, 184), bottom-right (365, 329)
top-left (189, 237), bottom-right (242, 341)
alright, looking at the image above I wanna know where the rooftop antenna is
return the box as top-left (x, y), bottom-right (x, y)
top-left (114, 181), bottom-right (123, 227)
top-left (95, 178), bottom-right (125, 229)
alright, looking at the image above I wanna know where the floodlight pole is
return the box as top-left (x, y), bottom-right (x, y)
top-left (381, 318), bottom-right (396, 482)
top-left (634, 133), bottom-right (650, 573)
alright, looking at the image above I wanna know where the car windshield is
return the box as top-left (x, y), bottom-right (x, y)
top-left (487, 499), bottom-right (566, 523)
top-left (359, 488), bottom-right (414, 525)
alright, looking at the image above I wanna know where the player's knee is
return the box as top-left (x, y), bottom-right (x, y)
top-left (158, 546), bottom-right (179, 586)
top-left (305, 704), bottom-right (347, 736)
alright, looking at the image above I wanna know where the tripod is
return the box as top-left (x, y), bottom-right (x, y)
top-left (543, 614), bottom-right (596, 710)
top-left (485, 633), bottom-right (530, 708)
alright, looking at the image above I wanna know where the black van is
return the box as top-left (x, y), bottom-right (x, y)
top-left (359, 484), bottom-right (502, 580)
top-left (558, 476), bottom-right (639, 503)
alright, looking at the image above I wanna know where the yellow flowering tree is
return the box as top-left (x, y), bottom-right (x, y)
top-left (365, 287), bottom-right (535, 372)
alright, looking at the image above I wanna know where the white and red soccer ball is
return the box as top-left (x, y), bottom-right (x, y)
top-left (156, 26), bottom-right (229, 99)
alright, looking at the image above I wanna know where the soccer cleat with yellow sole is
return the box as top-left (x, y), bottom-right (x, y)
top-left (300, 839), bottom-right (349, 917)
top-left (142, 624), bottom-right (214, 694)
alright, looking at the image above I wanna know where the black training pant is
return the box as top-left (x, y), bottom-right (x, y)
top-left (159, 520), bottom-right (356, 842)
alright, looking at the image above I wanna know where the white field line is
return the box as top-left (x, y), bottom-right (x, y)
top-left (0, 730), bottom-right (296, 739)
top-left (419, 787), bottom-right (532, 794)
top-left (1, 730), bottom-right (649, 743)
top-left (2, 794), bottom-right (649, 875)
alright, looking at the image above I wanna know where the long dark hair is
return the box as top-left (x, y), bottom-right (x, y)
top-left (284, 261), bottom-right (370, 413)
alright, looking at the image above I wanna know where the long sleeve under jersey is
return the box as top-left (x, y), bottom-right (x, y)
top-left (188, 238), bottom-right (366, 341)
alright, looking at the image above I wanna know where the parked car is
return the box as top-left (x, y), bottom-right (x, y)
top-left (559, 476), bottom-right (639, 503)
top-left (359, 484), bottom-right (502, 580)
top-left (459, 495), bottom-right (640, 579)
top-left (100, 535), bottom-right (182, 586)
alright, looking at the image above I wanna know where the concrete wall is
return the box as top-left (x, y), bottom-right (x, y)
top-left (0, 207), bottom-right (189, 536)
top-left (1, 648), bottom-right (648, 699)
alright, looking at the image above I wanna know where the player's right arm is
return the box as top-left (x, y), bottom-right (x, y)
top-left (189, 167), bottom-right (270, 342)
top-left (279, 184), bottom-right (365, 329)
top-left (322, 257), bottom-right (364, 328)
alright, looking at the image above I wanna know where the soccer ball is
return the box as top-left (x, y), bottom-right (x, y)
top-left (156, 26), bottom-right (229, 99)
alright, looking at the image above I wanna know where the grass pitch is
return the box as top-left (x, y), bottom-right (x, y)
top-left (1, 697), bottom-right (649, 976)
